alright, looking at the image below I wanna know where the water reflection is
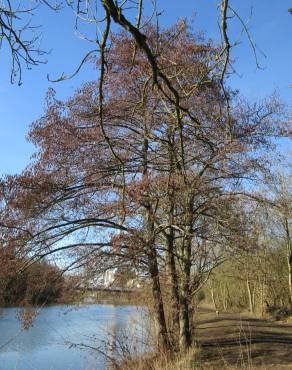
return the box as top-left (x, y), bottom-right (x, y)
top-left (0, 304), bottom-right (146, 370)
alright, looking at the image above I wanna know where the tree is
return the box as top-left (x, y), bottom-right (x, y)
top-left (208, 195), bottom-right (292, 317)
top-left (266, 173), bottom-right (292, 307)
top-left (0, 1), bottom-right (61, 84)
top-left (0, 16), bottom-right (287, 355)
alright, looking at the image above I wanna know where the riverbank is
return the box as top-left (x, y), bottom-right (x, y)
top-left (122, 308), bottom-right (292, 370)
top-left (72, 288), bottom-right (146, 306)
top-left (0, 289), bottom-right (146, 308)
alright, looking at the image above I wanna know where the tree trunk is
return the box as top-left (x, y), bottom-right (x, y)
top-left (179, 293), bottom-right (191, 350)
top-left (166, 231), bottom-right (180, 341)
top-left (210, 281), bottom-right (218, 311)
top-left (222, 284), bottom-right (228, 311)
top-left (284, 217), bottom-right (292, 307)
top-left (147, 246), bottom-right (170, 350)
top-left (165, 124), bottom-right (180, 342)
top-left (142, 133), bottom-right (170, 350)
top-left (179, 224), bottom-right (192, 350)
top-left (246, 278), bottom-right (254, 314)
top-left (261, 279), bottom-right (264, 317)
top-left (145, 201), bottom-right (170, 350)
top-left (287, 253), bottom-right (292, 307)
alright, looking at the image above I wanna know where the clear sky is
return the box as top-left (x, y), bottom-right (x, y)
top-left (0, 0), bottom-right (291, 175)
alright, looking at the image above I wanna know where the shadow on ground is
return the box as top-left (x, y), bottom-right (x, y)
top-left (195, 309), bottom-right (292, 368)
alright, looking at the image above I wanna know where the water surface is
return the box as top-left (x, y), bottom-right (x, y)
top-left (0, 304), bottom-right (145, 370)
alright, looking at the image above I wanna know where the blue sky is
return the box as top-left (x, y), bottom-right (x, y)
top-left (0, 0), bottom-right (291, 175)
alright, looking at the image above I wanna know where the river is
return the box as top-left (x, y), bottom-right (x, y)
top-left (0, 304), bottom-right (147, 370)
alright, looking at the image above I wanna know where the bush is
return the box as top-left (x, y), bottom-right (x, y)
top-left (265, 304), bottom-right (292, 321)
top-left (0, 254), bottom-right (64, 307)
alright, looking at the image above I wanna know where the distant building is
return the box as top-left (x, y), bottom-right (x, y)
top-left (102, 268), bottom-right (143, 290)
top-left (103, 269), bottom-right (116, 288)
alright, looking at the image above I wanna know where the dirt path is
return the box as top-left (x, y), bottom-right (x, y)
top-left (194, 308), bottom-right (292, 369)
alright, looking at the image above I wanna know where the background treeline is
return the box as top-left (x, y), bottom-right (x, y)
top-left (0, 249), bottom-right (65, 306)
top-left (203, 186), bottom-right (292, 320)
top-left (207, 247), bottom-right (289, 316)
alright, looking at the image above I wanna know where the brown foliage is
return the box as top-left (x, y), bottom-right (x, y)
top-left (0, 21), bottom-right (288, 349)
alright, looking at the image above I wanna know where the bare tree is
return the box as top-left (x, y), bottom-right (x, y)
top-left (0, 0), bottom-right (290, 356)
top-left (0, 0), bottom-right (60, 84)
top-left (267, 173), bottom-right (292, 306)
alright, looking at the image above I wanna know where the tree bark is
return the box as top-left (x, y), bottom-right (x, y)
top-left (210, 280), bottom-right (218, 311)
top-left (179, 293), bottom-right (191, 350)
top-left (165, 123), bottom-right (180, 344)
top-left (147, 245), bottom-right (170, 350)
top-left (284, 217), bottom-right (292, 307)
top-left (142, 132), bottom-right (170, 350)
top-left (166, 230), bottom-right (180, 341)
top-left (179, 223), bottom-right (192, 350)
top-left (144, 193), bottom-right (170, 350)
top-left (222, 284), bottom-right (228, 311)
top-left (246, 278), bottom-right (254, 314)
